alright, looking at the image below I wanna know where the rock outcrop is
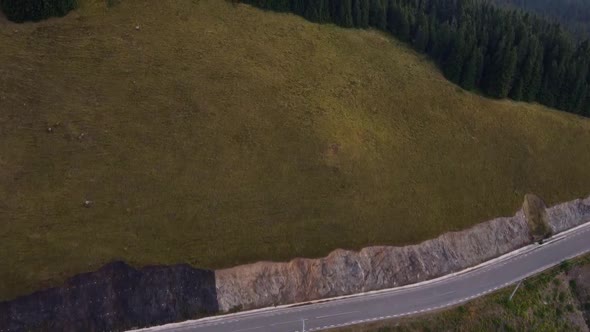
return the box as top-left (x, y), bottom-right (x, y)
top-left (214, 210), bottom-right (532, 312)
top-left (1, 195), bottom-right (589, 331)
top-left (0, 262), bottom-right (218, 332)
top-left (546, 195), bottom-right (590, 233)
top-left (215, 194), bottom-right (590, 312)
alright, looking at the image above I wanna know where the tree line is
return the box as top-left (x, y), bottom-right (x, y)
top-left (490, 0), bottom-right (590, 41)
top-left (241, 0), bottom-right (590, 117)
top-left (1, 0), bottom-right (77, 23)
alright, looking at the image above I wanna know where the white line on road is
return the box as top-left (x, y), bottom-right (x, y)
top-left (315, 311), bottom-right (359, 319)
top-left (270, 319), bottom-right (305, 326)
top-left (436, 290), bottom-right (455, 296)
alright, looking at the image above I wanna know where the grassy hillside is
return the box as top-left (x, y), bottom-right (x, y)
top-left (1, 0), bottom-right (590, 300)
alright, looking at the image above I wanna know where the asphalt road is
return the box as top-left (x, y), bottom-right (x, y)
top-left (136, 222), bottom-right (590, 332)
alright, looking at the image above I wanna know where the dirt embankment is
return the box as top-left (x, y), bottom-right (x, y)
top-left (215, 194), bottom-right (590, 312)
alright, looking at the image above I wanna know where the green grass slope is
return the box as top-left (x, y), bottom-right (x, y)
top-left (1, 0), bottom-right (590, 300)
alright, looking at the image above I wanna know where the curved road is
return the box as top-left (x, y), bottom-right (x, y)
top-left (134, 222), bottom-right (590, 332)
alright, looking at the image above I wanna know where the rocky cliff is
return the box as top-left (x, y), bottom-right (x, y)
top-left (1, 195), bottom-right (589, 331)
top-left (547, 195), bottom-right (590, 233)
top-left (214, 210), bottom-right (532, 312)
top-left (0, 262), bottom-right (218, 332)
top-left (215, 194), bottom-right (590, 312)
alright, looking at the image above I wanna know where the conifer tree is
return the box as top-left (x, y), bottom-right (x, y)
top-left (291, 0), bottom-right (306, 15)
top-left (359, 0), bottom-right (370, 28)
top-left (1, 0), bottom-right (77, 22)
top-left (413, 13), bottom-right (429, 52)
top-left (444, 29), bottom-right (466, 84)
top-left (352, 0), bottom-right (362, 27)
top-left (303, 0), bottom-right (322, 22)
top-left (461, 48), bottom-right (480, 90)
top-left (369, 0), bottom-right (386, 30)
top-left (488, 46), bottom-right (517, 98)
top-left (339, 0), bottom-right (354, 28)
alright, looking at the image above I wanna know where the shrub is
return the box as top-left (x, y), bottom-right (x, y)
top-left (558, 291), bottom-right (566, 303)
top-left (560, 260), bottom-right (573, 272)
top-left (0, 0), bottom-right (77, 23)
top-left (106, 0), bottom-right (121, 8)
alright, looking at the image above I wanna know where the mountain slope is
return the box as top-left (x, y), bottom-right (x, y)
top-left (1, 0), bottom-right (590, 301)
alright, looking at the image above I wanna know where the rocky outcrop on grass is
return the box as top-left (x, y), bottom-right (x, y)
top-left (215, 209), bottom-right (532, 311)
top-left (0, 262), bottom-right (218, 332)
top-left (215, 194), bottom-right (590, 312)
top-left (1, 195), bottom-right (589, 331)
top-left (547, 195), bottom-right (590, 233)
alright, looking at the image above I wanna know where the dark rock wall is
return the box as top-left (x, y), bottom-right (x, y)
top-left (0, 262), bottom-right (217, 332)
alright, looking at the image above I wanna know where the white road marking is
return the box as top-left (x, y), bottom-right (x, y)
top-left (436, 290), bottom-right (456, 296)
top-left (270, 319), bottom-right (305, 326)
top-left (315, 311), bottom-right (359, 319)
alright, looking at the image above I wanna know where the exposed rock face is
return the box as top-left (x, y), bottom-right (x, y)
top-left (215, 194), bottom-right (590, 312)
top-left (546, 196), bottom-right (590, 233)
top-left (215, 212), bottom-right (531, 311)
top-left (1, 195), bottom-right (588, 331)
top-left (0, 262), bottom-right (218, 332)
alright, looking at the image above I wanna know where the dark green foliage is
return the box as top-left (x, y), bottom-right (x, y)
top-left (498, 47), bottom-right (518, 98)
top-left (106, 0), bottom-right (121, 8)
top-left (359, 0), bottom-right (370, 28)
top-left (351, 0), bottom-right (362, 27)
top-left (431, 22), bottom-right (452, 60)
top-left (369, 0), bottom-right (386, 31)
top-left (337, 0), bottom-right (353, 28)
top-left (242, 0), bottom-right (590, 117)
top-left (291, 0), bottom-right (306, 15)
top-left (461, 48), bottom-right (480, 91)
top-left (388, 2), bottom-right (409, 41)
top-left (489, 0), bottom-right (590, 40)
top-left (412, 12), bottom-right (429, 52)
top-left (444, 29), bottom-right (466, 84)
top-left (558, 291), bottom-right (566, 303)
top-left (302, 0), bottom-right (322, 22)
top-left (0, 0), bottom-right (77, 22)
